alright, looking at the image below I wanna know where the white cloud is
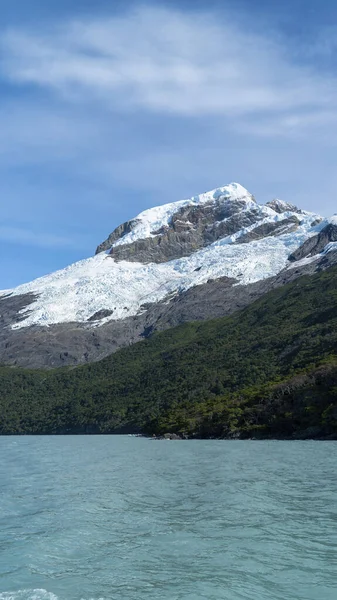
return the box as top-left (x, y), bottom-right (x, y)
top-left (0, 3), bottom-right (337, 239)
top-left (1, 5), bottom-right (337, 123)
top-left (236, 111), bottom-right (337, 140)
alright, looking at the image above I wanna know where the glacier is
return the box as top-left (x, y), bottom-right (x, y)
top-left (0, 182), bottom-right (328, 329)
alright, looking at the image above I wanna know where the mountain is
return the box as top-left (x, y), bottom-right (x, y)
top-left (1, 182), bottom-right (337, 368)
top-left (1, 264), bottom-right (337, 438)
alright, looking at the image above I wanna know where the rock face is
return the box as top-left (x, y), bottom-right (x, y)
top-left (95, 219), bottom-right (139, 254)
top-left (1, 181), bottom-right (337, 368)
top-left (289, 223), bottom-right (337, 261)
top-left (235, 216), bottom-right (300, 244)
top-left (265, 199), bottom-right (302, 214)
top-left (107, 199), bottom-right (263, 263)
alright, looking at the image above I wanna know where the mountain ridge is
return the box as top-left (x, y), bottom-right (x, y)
top-left (1, 182), bottom-right (337, 368)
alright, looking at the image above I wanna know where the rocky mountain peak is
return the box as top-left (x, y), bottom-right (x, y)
top-left (95, 182), bottom-right (254, 257)
top-left (95, 184), bottom-right (315, 265)
top-left (1, 182), bottom-right (331, 336)
top-left (265, 199), bottom-right (302, 214)
top-left (2, 181), bottom-right (337, 369)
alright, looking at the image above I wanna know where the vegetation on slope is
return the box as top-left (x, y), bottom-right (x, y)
top-left (1, 266), bottom-right (337, 437)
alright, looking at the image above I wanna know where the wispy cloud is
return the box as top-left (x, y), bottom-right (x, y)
top-left (236, 111), bottom-right (337, 140)
top-left (1, 5), bottom-right (337, 125)
top-left (1, 2), bottom-right (337, 286)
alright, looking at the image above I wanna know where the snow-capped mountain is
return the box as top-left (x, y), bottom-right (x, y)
top-left (1, 182), bottom-right (337, 368)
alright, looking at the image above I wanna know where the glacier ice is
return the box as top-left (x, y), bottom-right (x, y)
top-left (0, 183), bottom-right (328, 329)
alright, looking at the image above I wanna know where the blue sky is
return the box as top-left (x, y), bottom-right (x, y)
top-left (1, 0), bottom-right (337, 288)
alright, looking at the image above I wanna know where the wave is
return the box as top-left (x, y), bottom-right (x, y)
top-left (0, 592), bottom-right (104, 600)
top-left (0, 592), bottom-right (58, 600)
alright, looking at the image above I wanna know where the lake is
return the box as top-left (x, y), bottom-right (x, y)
top-left (0, 436), bottom-right (336, 600)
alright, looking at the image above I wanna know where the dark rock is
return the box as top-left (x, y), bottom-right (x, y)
top-left (311, 218), bottom-right (323, 227)
top-left (226, 431), bottom-right (241, 439)
top-left (108, 207), bottom-right (261, 263)
top-left (101, 200), bottom-right (305, 264)
top-left (88, 309), bottom-right (114, 322)
top-left (265, 200), bottom-right (302, 214)
top-left (141, 324), bottom-right (156, 338)
top-left (163, 433), bottom-right (182, 440)
top-left (235, 216), bottom-right (300, 244)
top-left (289, 223), bottom-right (337, 262)
top-left (0, 293), bottom-right (37, 327)
top-left (95, 218), bottom-right (139, 254)
top-left (98, 198), bottom-right (266, 264)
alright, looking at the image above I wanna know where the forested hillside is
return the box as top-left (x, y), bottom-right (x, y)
top-left (1, 266), bottom-right (337, 438)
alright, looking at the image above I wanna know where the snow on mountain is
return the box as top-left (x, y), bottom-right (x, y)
top-left (265, 198), bottom-right (302, 214)
top-left (110, 183), bottom-right (254, 249)
top-left (0, 183), bottom-right (326, 330)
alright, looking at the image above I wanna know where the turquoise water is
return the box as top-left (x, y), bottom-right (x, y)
top-left (0, 437), bottom-right (336, 600)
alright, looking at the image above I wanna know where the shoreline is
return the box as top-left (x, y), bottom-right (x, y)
top-left (0, 431), bottom-right (336, 440)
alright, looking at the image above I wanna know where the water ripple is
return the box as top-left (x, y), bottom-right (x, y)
top-left (0, 437), bottom-right (336, 600)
